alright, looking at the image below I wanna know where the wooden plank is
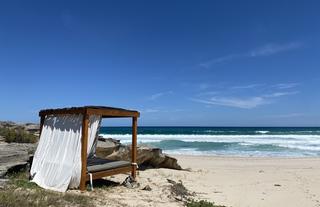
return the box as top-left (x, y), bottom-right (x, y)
top-left (39, 108), bottom-right (86, 116)
top-left (101, 115), bottom-right (137, 118)
top-left (79, 112), bottom-right (89, 191)
top-left (86, 166), bottom-right (132, 181)
top-left (39, 115), bottom-right (45, 137)
top-left (87, 108), bottom-right (140, 117)
top-left (131, 117), bottom-right (138, 179)
top-left (39, 106), bottom-right (140, 117)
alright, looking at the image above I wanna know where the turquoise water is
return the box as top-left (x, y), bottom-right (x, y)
top-left (99, 127), bottom-right (320, 157)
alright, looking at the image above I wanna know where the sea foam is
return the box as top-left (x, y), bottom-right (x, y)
top-left (99, 133), bottom-right (320, 156)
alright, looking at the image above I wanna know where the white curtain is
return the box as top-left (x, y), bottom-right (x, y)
top-left (30, 114), bottom-right (101, 192)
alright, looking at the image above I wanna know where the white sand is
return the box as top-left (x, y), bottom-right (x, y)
top-left (175, 155), bottom-right (320, 207)
top-left (80, 156), bottom-right (320, 207)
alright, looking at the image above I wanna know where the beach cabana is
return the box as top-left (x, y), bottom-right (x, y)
top-left (30, 106), bottom-right (139, 192)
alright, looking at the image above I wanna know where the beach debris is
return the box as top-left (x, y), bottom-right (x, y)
top-left (167, 179), bottom-right (193, 202)
top-left (274, 184), bottom-right (281, 187)
top-left (259, 170), bottom-right (264, 173)
top-left (142, 185), bottom-right (152, 191)
top-left (184, 168), bottom-right (192, 172)
top-left (167, 179), bottom-right (176, 185)
top-left (122, 175), bottom-right (140, 189)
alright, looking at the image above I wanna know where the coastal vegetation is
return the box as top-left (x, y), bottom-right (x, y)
top-left (167, 179), bottom-right (225, 207)
top-left (0, 126), bottom-right (37, 143)
top-left (0, 171), bottom-right (93, 207)
top-left (186, 200), bottom-right (225, 207)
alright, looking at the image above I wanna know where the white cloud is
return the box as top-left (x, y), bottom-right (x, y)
top-left (200, 42), bottom-right (303, 68)
top-left (273, 83), bottom-right (300, 89)
top-left (199, 54), bottom-right (240, 67)
top-left (192, 91), bottom-right (298, 109)
top-left (148, 91), bottom-right (173, 100)
top-left (142, 108), bottom-right (184, 113)
top-left (231, 84), bottom-right (264, 90)
top-left (143, 109), bottom-right (160, 113)
top-left (263, 91), bottom-right (299, 98)
top-left (192, 96), bottom-right (268, 109)
top-left (266, 113), bottom-right (305, 118)
top-left (249, 42), bottom-right (302, 57)
top-left (197, 91), bottom-right (220, 96)
top-left (199, 83), bottom-right (211, 90)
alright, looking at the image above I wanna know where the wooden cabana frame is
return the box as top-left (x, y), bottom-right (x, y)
top-left (39, 106), bottom-right (140, 191)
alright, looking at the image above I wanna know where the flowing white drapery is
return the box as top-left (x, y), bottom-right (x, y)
top-left (30, 114), bottom-right (101, 192)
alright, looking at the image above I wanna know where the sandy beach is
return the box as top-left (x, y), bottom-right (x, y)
top-left (95, 155), bottom-right (320, 207)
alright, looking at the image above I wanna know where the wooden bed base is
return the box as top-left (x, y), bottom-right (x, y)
top-left (85, 166), bottom-right (132, 181)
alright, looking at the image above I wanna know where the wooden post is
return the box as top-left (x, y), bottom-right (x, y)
top-left (131, 117), bottom-right (137, 179)
top-left (39, 115), bottom-right (45, 137)
top-left (80, 113), bottom-right (89, 191)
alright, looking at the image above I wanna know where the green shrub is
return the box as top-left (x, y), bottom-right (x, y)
top-left (186, 199), bottom-right (226, 207)
top-left (0, 127), bottom-right (38, 143)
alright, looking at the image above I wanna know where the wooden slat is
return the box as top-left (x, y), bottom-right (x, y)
top-left (39, 106), bottom-right (140, 118)
top-left (79, 112), bottom-right (89, 191)
top-left (86, 166), bottom-right (132, 181)
top-left (39, 108), bottom-right (86, 116)
top-left (101, 116), bottom-right (136, 118)
top-left (87, 108), bottom-right (139, 117)
top-left (39, 115), bottom-right (45, 137)
top-left (131, 117), bottom-right (137, 179)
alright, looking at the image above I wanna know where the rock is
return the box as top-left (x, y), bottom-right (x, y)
top-left (167, 179), bottom-right (176, 185)
top-left (0, 142), bottom-right (36, 178)
top-left (22, 123), bottom-right (40, 135)
top-left (142, 185), bottom-right (152, 191)
top-left (0, 121), bottom-right (16, 128)
top-left (122, 175), bottom-right (140, 189)
top-left (96, 138), bottom-right (182, 170)
top-left (95, 137), bottom-right (121, 157)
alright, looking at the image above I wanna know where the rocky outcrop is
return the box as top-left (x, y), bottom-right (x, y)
top-left (95, 137), bottom-right (121, 157)
top-left (0, 121), bottom-right (38, 177)
top-left (0, 121), bottom-right (40, 136)
top-left (96, 138), bottom-right (182, 170)
top-left (23, 123), bottom-right (40, 135)
top-left (0, 143), bottom-right (36, 178)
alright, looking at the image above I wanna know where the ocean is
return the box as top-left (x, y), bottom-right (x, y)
top-left (99, 127), bottom-right (320, 157)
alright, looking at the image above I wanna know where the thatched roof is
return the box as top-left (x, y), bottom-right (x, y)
top-left (39, 106), bottom-right (140, 117)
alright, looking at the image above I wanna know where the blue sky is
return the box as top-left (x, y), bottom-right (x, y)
top-left (0, 1), bottom-right (320, 126)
